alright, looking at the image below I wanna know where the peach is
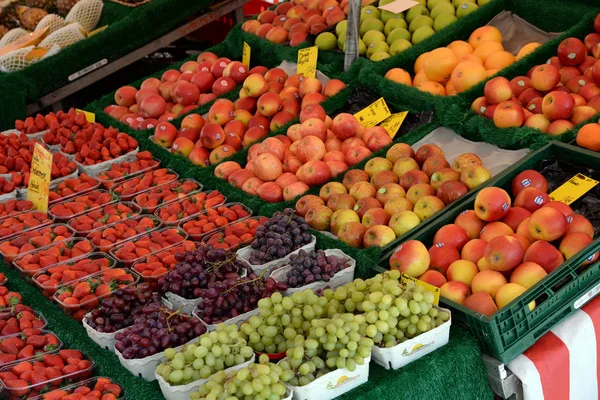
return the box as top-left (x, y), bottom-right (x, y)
top-left (484, 235), bottom-right (525, 272)
top-left (523, 240), bottom-right (565, 273)
top-left (440, 281), bottom-right (470, 305)
top-left (528, 207), bottom-right (567, 241)
top-left (433, 224), bottom-right (470, 251)
top-left (428, 243), bottom-right (460, 275)
top-left (464, 292), bottom-right (498, 317)
top-left (447, 260), bottom-right (479, 287)
top-left (461, 239), bottom-right (488, 264)
top-left (514, 187), bottom-right (550, 212)
top-left (471, 270), bottom-right (507, 298)
top-left (480, 221), bottom-right (514, 242)
top-left (418, 270), bottom-right (447, 288)
top-left (389, 240), bottom-right (430, 277)
top-left (376, 183), bottom-right (405, 205)
top-left (510, 262), bottom-right (547, 289)
top-left (496, 283), bottom-right (534, 311)
top-left (559, 232), bottom-right (594, 260)
top-left (455, 210), bottom-right (486, 239)
top-left (474, 187), bottom-right (511, 222)
top-left (566, 213), bottom-right (594, 237)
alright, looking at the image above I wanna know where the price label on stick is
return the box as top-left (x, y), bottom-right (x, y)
top-left (549, 173), bottom-right (598, 205)
top-left (380, 111), bottom-right (408, 138)
top-left (354, 97), bottom-right (392, 128)
top-left (27, 143), bottom-right (53, 212)
top-left (242, 42), bottom-right (251, 69)
top-left (76, 109), bottom-right (95, 123)
top-left (401, 274), bottom-right (440, 306)
top-left (378, 0), bottom-right (419, 13)
top-left (297, 46), bottom-right (318, 78)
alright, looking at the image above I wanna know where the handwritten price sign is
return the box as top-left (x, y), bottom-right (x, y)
top-left (297, 47), bottom-right (318, 78)
top-left (27, 143), bottom-right (53, 212)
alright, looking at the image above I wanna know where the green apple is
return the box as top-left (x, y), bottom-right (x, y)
top-left (430, 2), bottom-right (455, 18)
top-left (406, 5), bottom-right (429, 23)
top-left (379, 0), bottom-right (397, 6)
top-left (381, 10), bottom-right (403, 24)
top-left (360, 18), bottom-right (384, 36)
top-left (315, 32), bottom-right (338, 50)
top-left (336, 20), bottom-right (348, 37)
top-left (456, 1), bottom-right (478, 18)
top-left (361, 6), bottom-right (381, 22)
top-left (433, 13), bottom-right (457, 31)
top-left (414, 0), bottom-right (427, 6)
top-left (358, 39), bottom-right (366, 56)
top-left (411, 25), bottom-right (435, 44)
top-left (367, 40), bottom-right (390, 58)
top-left (409, 15), bottom-right (433, 33)
top-left (363, 30), bottom-right (387, 46)
top-left (338, 31), bottom-right (347, 49)
top-left (389, 39), bottom-right (412, 56)
top-left (427, 0), bottom-right (451, 9)
top-left (387, 28), bottom-right (411, 45)
top-left (384, 18), bottom-right (407, 36)
top-left (370, 51), bottom-right (391, 61)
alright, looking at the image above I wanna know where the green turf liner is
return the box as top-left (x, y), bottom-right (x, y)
top-left (0, 0), bottom-right (221, 130)
top-left (375, 141), bottom-right (600, 364)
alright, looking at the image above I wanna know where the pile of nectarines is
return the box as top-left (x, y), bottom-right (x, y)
top-left (294, 143), bottom-right (491, 248)
top-left (385, 26), bottom-right (540, 96)
top-left (472, 14), bottom-right (600, 135)
top-left (389, 169), bottom-right (597, 317)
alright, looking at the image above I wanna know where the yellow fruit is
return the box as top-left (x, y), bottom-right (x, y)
top-left (516, 42), bottom-right (541, 60)
top-left (423, 47), bottom-right (458, 83)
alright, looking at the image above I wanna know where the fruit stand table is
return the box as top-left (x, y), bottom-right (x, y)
top-left (0, 0), bottom-right (249, 129)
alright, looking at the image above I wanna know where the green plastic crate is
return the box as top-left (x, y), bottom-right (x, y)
top-left (376, 141), bottom-right (600, 364)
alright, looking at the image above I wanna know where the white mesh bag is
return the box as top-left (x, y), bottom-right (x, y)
top-left (0, 28), bottom-right (28, 47)
top-left (39, 22), bottom-right (85, 49)
top-left (65, 0), bottom-right (103, 32)
top-left (0, 45), bottom-right (34, 71)
top-left (35, 14), bottom-right (66, 35)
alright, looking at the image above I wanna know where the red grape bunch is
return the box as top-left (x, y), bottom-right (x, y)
top-left (285, 250), bottom-right (351, 288)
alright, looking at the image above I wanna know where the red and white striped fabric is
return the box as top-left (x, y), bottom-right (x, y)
top-left (508, 294), bottom-right (600, 400)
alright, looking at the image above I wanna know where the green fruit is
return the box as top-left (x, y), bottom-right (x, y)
top-left (360, 6), bottom-right (381, 22)
top-left (338, 31), bottom-right (347, 49)
top-left (315, 32), bottom-right (338, 51)
top-left (367, 40), bottom-right (390, 58)
top-left (414, 0), bottom-right (426, 6)
top-left (363, 30), bottom-right (387, 46)
top-left (406, 5), bottom-right (429, 23)
top-left (456, 1), bottom-right (478, 18)
top-left (386, 28), bottom-right (411, 45)
top-left (409, 15), bottom-right (433, 33)
top-left (389, 39), bottom-right (412, 56)
top-left (358, 39), bottom-right (367, 56)
top-left (360, 18), bottom-right (384, 36)
top-left (427, 0), bottom-right (450, 9)
top-left (381, 10), bottom-right (403, 24)
top-left (433, 13), bottom-right (457, 31)
top-left (477, 0), bottom-right (490, 5)
top-left (384, 18), bottom-right (407, 35)
top-left (411, 25), bottom-right (435, 44)
top-left (336, 20), bottom-right (348, 37)
top-left (379, 0), bottom-right (397, 5)
top-left (430, 2), bottom-right (455, 18)
top-left (452, 0), bottom-right (475, 5)
top-left (370, 51), bottom-right (390, 61)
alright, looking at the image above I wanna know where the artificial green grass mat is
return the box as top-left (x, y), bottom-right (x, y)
top-left (0, 0), bottom-right (217, 129)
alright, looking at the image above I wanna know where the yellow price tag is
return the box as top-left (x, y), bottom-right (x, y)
top-left (354, 97), bottom-right (391, 128)
top-left (549, 173), bottom-right (599, 205)
top-left (76, 109), bottom-right (95, 123)
top-left (242, 42), bottom-right (251, 69)
top-left (27, 143), bottom-right (53, 212)
top-left (380, 111), bottom-right (408, 138)
top-left (297, 46), bottom-right (318, 78)
top-left (401, 273), bottom-right (440, 306)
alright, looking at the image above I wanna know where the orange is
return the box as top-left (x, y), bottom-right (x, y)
top-left (384, 68), bottom-right (412, 86)
top-left (451, 62), bottom-right (487, 93)
top-left (487, 69), bottom-right (500, 77)
top-left (447, 40), bottom-right (473, 59)
top-left (423, 48), bottom-right (458, 83)
top-left (413, 70), bottom-right (429, 86)
top-left (576, 123), bottom-right (600, 151)
top-left (472, 41), bottom-right (504, 63)
top-left (414, 52), bottom-right (430, 73)
top-left (459, 53), bottom-right (484, 65)
top-left (416, 81), bottom-right (446, 96)
top-left (484, 51), bottom-right (516, 70)
top-left (469, 26), bottom-right (503, 49)
top-left (516, 42), bottom-right (541, 60)
top-left (445, 80), bottom-right (457, 96)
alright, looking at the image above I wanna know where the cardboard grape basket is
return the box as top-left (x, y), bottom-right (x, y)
top-left (377, 141), bottom-right (600, 364)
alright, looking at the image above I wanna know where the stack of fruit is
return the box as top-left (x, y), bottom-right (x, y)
top-left (48, 190), bottom-right (115, 220)
top-left (389, 169), bottom-right (597, 316)
top-left (153, 70), bottom-right (346, 168)
top-left (203, 216), bottom-right (269, 251)
top-left (295, 143), bottom-right (491, 248)
top-left (0, 200), bottom-right (33, 219)
top-left (110, 227), bottom-right (188, 265)
top-left (0, 224), bottom-right (74, 262)
top-left (317, 0), bottom-right (483, 61)
top-left (133, 179), bottom-right (202, 213)
top-left (131, 241), bottom-right (199, 282)
top-left (385, 26), bottom-right (541, 95)
top-left (48, 174), bottom-right (99, 204)
top-left (67, 202), bottom-right (141, 234)
top-left (110, 169), bottom-right (178, 201)
top-left (96, 151), bottom-right (160, 189)
top-left (0, 211), bottom-right (53, 241)
top-left (179, 203), bottom-right (251, 239)
top-left (154, 191), bottom-right (227, 225)
top-left (104, 51), bottom-right (252, 128)
top-left (13, 238), bottom-right (94, 276)
top-left (472, 17), bottom-right (600, 135)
